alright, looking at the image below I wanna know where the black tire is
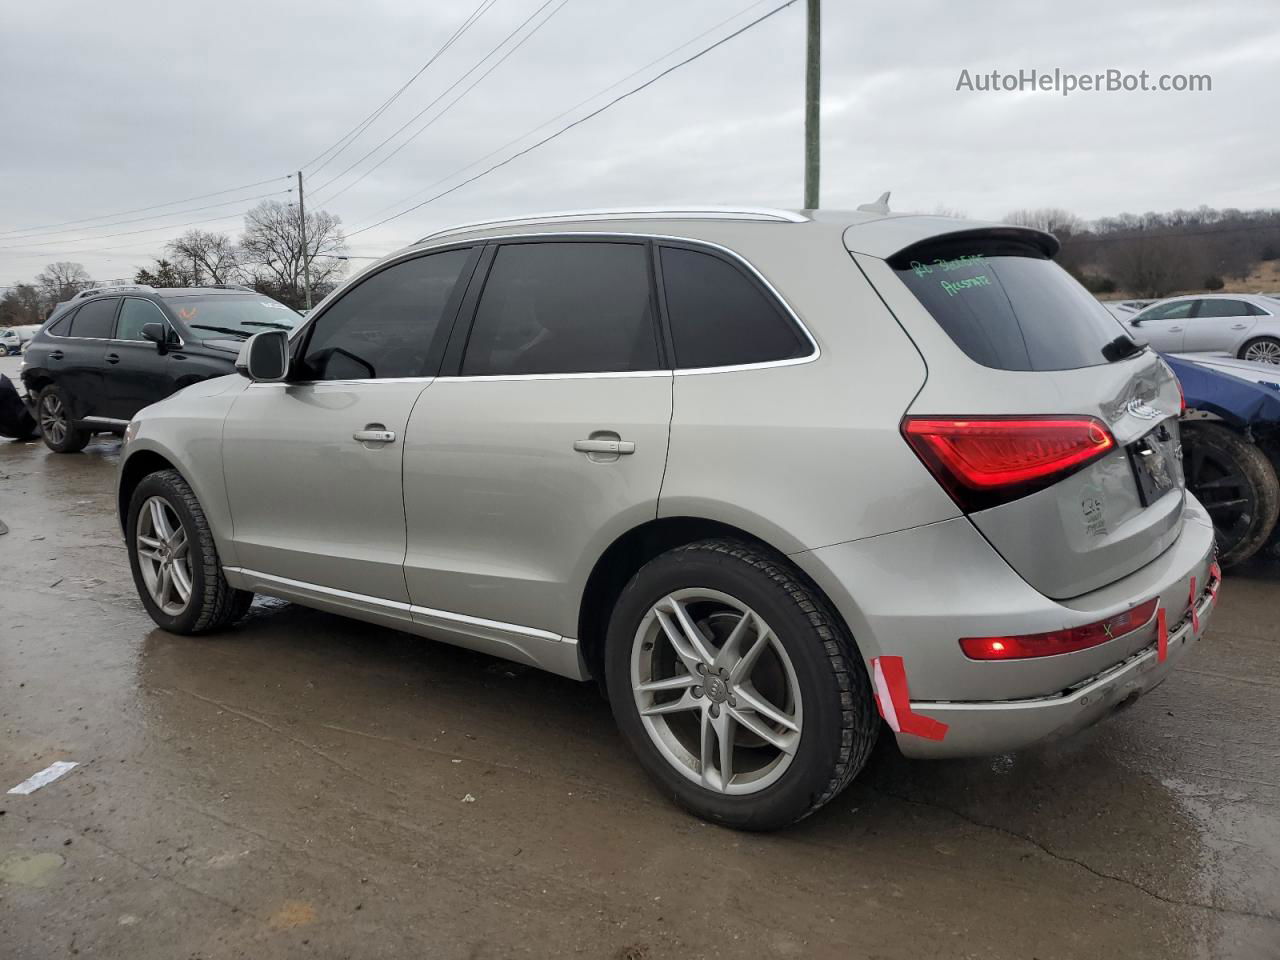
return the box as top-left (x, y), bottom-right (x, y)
top-left (605, 538), bottom-right (877, 831)
top-left (1182, 422), bottom-right (1280, 567)
top-left (37, 385), bottom-right (90, 453)
top-left (126, 469), bottom-right (252, 634)
top-left (1238, 336), bottom-right (1280, 365)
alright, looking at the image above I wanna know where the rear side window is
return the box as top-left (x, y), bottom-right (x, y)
top-left (659, 246), bottom-right (808, 369)
top-left (891, 238), bottom-right (1133, 371)
top-left (302, 249), bottom-right (470, 380)
top-left (461, 242), bottom-right (659, 376)
top-left (1196, 299), bottom-right (1251, 319)
top-left (47, 315), bottom-right (72, 336)
top-left (68, 298), bottom-right (118, 339)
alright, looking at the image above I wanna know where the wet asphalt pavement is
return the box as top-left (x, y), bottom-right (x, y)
top-left (1, 356), bottom-right (1278, 959)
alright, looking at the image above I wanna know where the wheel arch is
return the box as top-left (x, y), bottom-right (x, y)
top-left (117, 448), bottom-right (183, 533)
top-left (575, 516), bottom-right (854, 685)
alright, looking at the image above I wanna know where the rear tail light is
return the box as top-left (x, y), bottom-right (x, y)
top-left (902, 416), bottom-right (1117, 512)
top-left (960, 598), bottom-right (1159, 660)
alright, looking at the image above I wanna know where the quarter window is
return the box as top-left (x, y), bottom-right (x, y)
top-left (659, 246), bottom-right (808, 369)
top-left (301, 249), bottom-right (471, 380)
top-left (116, 299), bottom-right (168, 341)
top-left (462, 242), bottom-right (659, 376)
top-left (68, 298), bottom-right (118, 339)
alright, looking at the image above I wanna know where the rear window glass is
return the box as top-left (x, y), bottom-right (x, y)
top-left (890, 238), bottom-right (1136, 371)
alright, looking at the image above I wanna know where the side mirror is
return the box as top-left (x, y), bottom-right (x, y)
top-left (236, 329), bottom-right (290, 382)
top-left (141, 322), bottom-right (168, 349)
top-left (1129, 318), bottom-right (1143, 327)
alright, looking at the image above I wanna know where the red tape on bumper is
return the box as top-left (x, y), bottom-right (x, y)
top-left (870, 656), bottom-right (948, 741)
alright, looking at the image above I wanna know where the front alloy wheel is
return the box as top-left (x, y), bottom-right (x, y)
top-left (135, 495), bottom-right (194, 616)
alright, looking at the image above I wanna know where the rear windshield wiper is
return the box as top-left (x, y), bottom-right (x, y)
top-left (1102, 335), bottom-right (1145, 362)
top-left (189, 324), bottom-right (251, 339)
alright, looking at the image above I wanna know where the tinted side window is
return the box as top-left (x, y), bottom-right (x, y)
top-left (1196, 299), bottom-right (1250, 318)
top-left (1137, 301), bottom-right (1195, 322)
top-left (47, 314), bottom-right (72, 336)
top-left (116, 299), bottom-right (168, 341)
top-left (659, 246), bottom-right (807, 369)
top-left (69, 298), bottom-right (118, 339)
top-left (462, 242), bottom-right (659, 376)
top-left (302, 249), bottom-right (470, 380)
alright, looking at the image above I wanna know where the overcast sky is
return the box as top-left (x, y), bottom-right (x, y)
top-left (2, 0), bottom-right (1276, 285)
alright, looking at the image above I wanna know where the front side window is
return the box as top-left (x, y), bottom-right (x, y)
top-left (116, 299), bottom-right (169, 341)
top-left (301, 249), bottom-right (470, 380)
top-left (68, 298), bottom-right (118, 339)
top-left (461, 242), bottom-right (659, 376)
top-left (659, 246), bottom-right (808, 369)
top-left (1136, 300), bottom-right (1196, 323)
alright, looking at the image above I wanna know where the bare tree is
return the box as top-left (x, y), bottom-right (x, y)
top-left (35, 261), bottom-right (93, 308)
top-left (135, 259), bottom-right (195, 288)
top-left (0, 283), bottom-right (45, 325)
top-left (1102, 234), bottom-right (1201, 298)
top-left (1005, 208), bottom-right (1085, 238)
top-left (239, 200), bottom-right (345, 309)
top-left (165, 230), bottom-right (241, 285)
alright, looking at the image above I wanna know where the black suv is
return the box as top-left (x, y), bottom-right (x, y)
top-left (21, 284), bottom-right (298, 452)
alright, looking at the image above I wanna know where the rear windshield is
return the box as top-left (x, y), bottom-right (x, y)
top-left (165, 294), bottom-right (300, 340)
top-left (889, 237), bottom-right (1137, 371)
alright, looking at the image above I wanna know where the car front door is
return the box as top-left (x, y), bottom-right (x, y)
top-left (402, 239), bottom-right (673, 643)
top-left (221, 246), bottom-right (478, 603)
top-left (99, 298), bottom-right (177, 421)
top-left (1130, 299), bottom-right (1196, 351)
top-left (1182, 298), bottom-right (1258, 352)
top-left (52, 297), bottom-right (117, 417)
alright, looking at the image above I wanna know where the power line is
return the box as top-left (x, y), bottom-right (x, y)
top-left (349, 0), bottom-right (799, 238)
top-left (302, 0), bottom-right (499, 177)
top-left (308, 0), bottom-right (565, 205)
top-left (359, 0), bottom-right (774, 224)
top-left (0, 176), bottom-right (291, 238)
top-left (0, 188), bottom-right (293, 243)
top-left (0, 201), bottom-right (288, 253)
top-left (312, 0), bottom-right (571, 209)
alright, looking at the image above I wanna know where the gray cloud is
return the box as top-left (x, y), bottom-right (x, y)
top-left (1, 0), bottom-right (1275, 283)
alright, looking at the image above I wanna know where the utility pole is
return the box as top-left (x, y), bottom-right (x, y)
top-left (804, 0), bottom-right (820, 210)
top-left (297, 170), bottom-right (312, 311)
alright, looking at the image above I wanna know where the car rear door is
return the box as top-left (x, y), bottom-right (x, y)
top-left (401, 238), bottom-right (673, 642)
top-left (1182, 298), bottom-right (1258, 352)
top-left (52, 297), bottom-right (117, 417)
top-left (221, 247), bottom-right (477, 604)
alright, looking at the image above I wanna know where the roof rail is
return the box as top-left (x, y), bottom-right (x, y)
top-left (71, 283), bottom-right (155, 300)
top-left (415, 207), bottom-right (809, 244)
top-left (199, 283), bottom-right (256, 292)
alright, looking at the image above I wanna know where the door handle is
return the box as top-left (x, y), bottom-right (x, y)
top-left (50, 350), bottom-right (64, 360)
top-left (574, 438), bottom-right (635, 455)
top-left (1231, 323), bottom-right (1248, 330)
top-left (105, 352), bottom-right (120, 364)
top-left (353, 428), bottom-right (396, 444)
top-left (1169, 326), bottom-right (1183, 332)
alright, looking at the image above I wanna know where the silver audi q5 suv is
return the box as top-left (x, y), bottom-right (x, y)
top-left (117, 207), bottom-right (1220, 829)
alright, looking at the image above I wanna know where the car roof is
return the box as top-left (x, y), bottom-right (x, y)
top-left (403, 206), bottom-right (1057, 261)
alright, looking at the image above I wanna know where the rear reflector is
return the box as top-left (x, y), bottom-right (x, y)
top-left (960, 598), bottom-right (1160, 660)
top-left (902, 415), bottom-right (1117, 511)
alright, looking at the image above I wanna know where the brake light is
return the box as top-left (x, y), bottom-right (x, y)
top-left (902, 416), bottom-right (1116, 511)
top-left (1176, 378), bottom-right (1187, 414)
top-left (960, 598), bottom-right (1160, 660)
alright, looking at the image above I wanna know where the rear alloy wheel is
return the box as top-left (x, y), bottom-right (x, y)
top-left (606, 539), bottom-right (878, 830)
top-left (1182, 422), bottom-right (1280, 566)
top-left (1240, 337), bottom-right (1280, 365)
top-left (37, 385), bottom-right (89, 453)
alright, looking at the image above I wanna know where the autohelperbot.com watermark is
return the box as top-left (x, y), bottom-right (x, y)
top-left (955, 68), bottom-right (1211, 96)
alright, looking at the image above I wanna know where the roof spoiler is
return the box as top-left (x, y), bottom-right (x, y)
top-left (845, 220), bottom-right (1061, 261)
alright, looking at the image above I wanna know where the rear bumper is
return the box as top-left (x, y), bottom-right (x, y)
top-left (792, 494), bottom-right (1218, 759)
top-left (899, 572), bottom-right (1219, 758)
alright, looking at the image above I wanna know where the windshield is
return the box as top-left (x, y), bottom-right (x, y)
top-left (166, 295), bottom-right (300, 340)
top-left (890, 237), bottom-right (1143, 371)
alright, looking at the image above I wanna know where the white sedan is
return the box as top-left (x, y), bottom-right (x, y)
top-left (1126, 294), bottom-right (1280, 363)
